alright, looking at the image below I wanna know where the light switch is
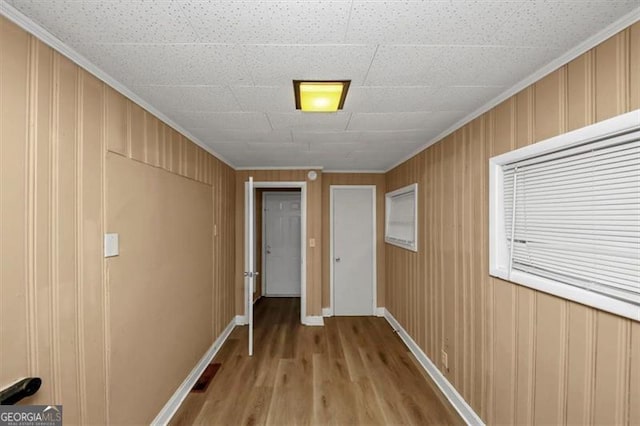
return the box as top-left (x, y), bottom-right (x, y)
top-left (309, 238), bottom-right (316, 248)
top-left (104, 233), bottom-right (119, 257)
top-left (214, 224), bottom-right (218, 237)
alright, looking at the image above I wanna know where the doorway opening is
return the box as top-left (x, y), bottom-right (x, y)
top-left (259, 190), bottom-right (302, 299)
top-left (244, 180), bottom-right (308, 356)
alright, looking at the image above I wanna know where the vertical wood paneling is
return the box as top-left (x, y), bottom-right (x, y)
top-left (533, 294), bottom-right (567, 425)
top-left (593, 312), bottom-right (630, 425)
top-left (55, 53), bottom-right (81, 421)
top-left (144, 112), bottom-right (159, 168)
top-left (595, 31), bottom-right (628, 121)
top-left (104, 87), bottom-right (127, 156)
top-left (78, 70), bottom-right (107, 424)
top-left (384, 24), bottom-right (638, 426)
top-left (32, 39), bottom-right (55, 406)
top-left (567, 52), bottom-right (595, 130)
top-left (630, 22), bottom-right (640, 110)
top-left (0, 16), bottom-right (236, 424)
top-left (129, 103), bottom-right (145, 163)
top-left (630, 322), bottom-right (640, 425)
top-left (565, 303), bottom-right (596, 424)
top-left (0, 16), bottom-right (30, 388)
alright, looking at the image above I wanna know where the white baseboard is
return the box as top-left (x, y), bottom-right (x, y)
top-left (235, 315), bottom-right (248, 325)
top-left (303, 315), bottom-right (324, 326)
top-left (375, 307), bottom-right (385, 317)
top-left (151, 317), bottom-right (236, 426)
top-left (322, 307), bottom-right (333, 317)
top-left (382, 309), bottom-right (485, 426)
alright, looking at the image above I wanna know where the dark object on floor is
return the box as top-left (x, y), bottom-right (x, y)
top-left (191, 364), bottom-right (221, 393)
top-left (0, 377), bottom-right (42, 405)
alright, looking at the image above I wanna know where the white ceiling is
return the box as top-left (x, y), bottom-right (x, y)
top-left (4, 0), bottom-right (639, 171)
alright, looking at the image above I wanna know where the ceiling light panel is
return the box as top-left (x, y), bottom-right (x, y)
top-left (294, 81), bottom-right (350, 112)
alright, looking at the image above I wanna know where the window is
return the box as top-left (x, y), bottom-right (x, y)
top-left (385, 183), bottom-right (418, 252)
top-left (490, 110), bottom-right (640, 321)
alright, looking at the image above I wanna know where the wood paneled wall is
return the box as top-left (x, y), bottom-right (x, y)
top-left (385, 23), bottom-right (640, 425)
top-left (0, 16), bottom-right (236, 424)
top-left (235, 170), bottom-right (322, 316)
top-left (321, 173), bottom-right (386, 309)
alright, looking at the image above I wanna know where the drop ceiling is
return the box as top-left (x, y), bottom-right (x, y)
top-left (3, 0), bottom-right (638, 171)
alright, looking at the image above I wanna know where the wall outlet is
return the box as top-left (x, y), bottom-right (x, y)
top-left (441, 349), bottom-right (449, 370)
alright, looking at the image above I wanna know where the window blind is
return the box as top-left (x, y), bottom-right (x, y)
top-left (388, 191), bottom-right (416, 244)
top-left (502, 129), bottom-right (640, 306)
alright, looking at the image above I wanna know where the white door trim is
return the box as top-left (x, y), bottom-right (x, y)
top-left (245, 181), bottom-right (307, 325)
top-left (329, 185), bottom-right (377, 317)
top-left (262, 191), bottom-right (302, 297)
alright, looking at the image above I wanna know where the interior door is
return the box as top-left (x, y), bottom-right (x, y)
top-left (333, 187), bottom-right (375, 315)
top-left (264, 192), bottom-right (302, 296)
top-left (245, 177), bottom-right (255, 356)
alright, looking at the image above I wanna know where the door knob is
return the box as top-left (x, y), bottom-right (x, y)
top-left (335, 257), bottom-right (341, 262)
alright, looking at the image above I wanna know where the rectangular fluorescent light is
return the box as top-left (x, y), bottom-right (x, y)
top-left (293, 80), bottom-right (351, 112)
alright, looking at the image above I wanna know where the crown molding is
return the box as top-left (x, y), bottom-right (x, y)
top-left (235, 166), bottom-right (324, 171)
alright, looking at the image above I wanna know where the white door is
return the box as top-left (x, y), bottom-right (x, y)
top-left (244, 177), bottom-right (255, 356)
top-left (264, 192), bottom-right (301, 296)
top-left (332, 187), bottom-right (375, 316)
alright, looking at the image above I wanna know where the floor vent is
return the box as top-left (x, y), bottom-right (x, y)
top-left (191, 363), bottom-right (221, 393)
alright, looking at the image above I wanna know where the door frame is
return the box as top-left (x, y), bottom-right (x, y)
top-left (245, 181), bottom-right (307, 325)
top-left (262, 191), bottom-right (303, 297)
top-left (329, 185), bottom-right (377, 316)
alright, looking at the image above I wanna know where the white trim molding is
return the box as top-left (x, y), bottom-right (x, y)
top-left (322, 307), bottom-right (333, 317)
top-left (151, 318), bottom-right (236, 426)
top-left (383, 309), bottom-right (485, 426)
top-left (375, 307), bottom-right (385, 317)
top-left (385, 8), bottom-right (640, 173)
top-left (235, 315), bottom-right (248, 326)
top-left (303, 316), bottom-right (324, 326)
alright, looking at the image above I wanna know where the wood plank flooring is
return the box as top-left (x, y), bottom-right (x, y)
top-left (170, 298), bottom-right (462, 425)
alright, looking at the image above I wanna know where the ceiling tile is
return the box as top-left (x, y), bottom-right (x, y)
top-left (429, 86), bottom-right (506, 111)
top-left (170, 112), bottom-right (271, 131)
top-left (346, 1), bottom-right (523, 45)
top-left (231, 86), bottom-right (296, 112)
top-left (365, 45), bottom-right (562, 87)
top-left (242, 44), bottom-right (378, 86)
top-left (344, 86), bottom-right (441, 113)
top-left (179, 1), bottom-right (352, 44)
top-left (268, 112), bottom-right (352, 131)
top-left (348, 111), bottom-right (465, 131)
top-left (493, 1), bottom-right (640, 49)
top-left (193, 129), bottom-right (294, 144)
top-left (9, 1), bottom-right (199, 44)
top-left (132, 85), bottom-right (241, 112)
top-left (73, 43), bottom-right (253, 86)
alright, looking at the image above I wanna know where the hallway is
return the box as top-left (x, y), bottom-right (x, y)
top-left (171, 298), bottom-right (462, 425)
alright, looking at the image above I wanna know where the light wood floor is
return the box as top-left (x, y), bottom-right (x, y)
top-left (171, 298), bottom-right (462, 425)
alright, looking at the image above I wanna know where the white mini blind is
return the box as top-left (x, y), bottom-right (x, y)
top-left (502, 129), bottom-right (640, 306)
top-left (385, 183), bottom-right (418, 251)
